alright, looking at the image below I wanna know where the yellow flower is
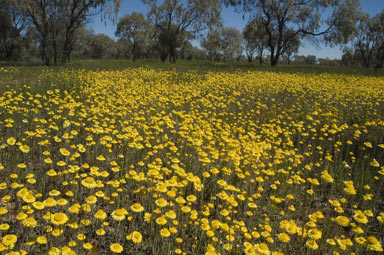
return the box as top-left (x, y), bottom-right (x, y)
top-left (353, 210), bottom-right (368, 224)
top-left (321, 170), bottom-right (334, 183)
top-left (36, 236), bottom-right (47, 244)
top-left (83, 242), bottom-right (93, 250)
top-left (254, 243), bottom-right (270, 254)
top-left (81, 177), bottom-right (97, 188)
top-left (186, 194), bottom-right (197, 202)
top-left (110, 243), bottom-right (123, 253)
top-left (307, 228), bottom-right (322, 240)
top-left (111, 208), bottom-right (128, 221)
top-left (77, 233), bottom-right (86, 240)
top-left (46, 169), bottom-right (57, 176)
top-left (335, 216), bottom-right (350, 227)
top-left (131, 203), bottom-right (144, 212)
top-left (155, 197), bottom-right (168, 207)
top-left (131, 231), bottom-right (142, 244)
top-left (370, 159), bottom-right (380, 167)
top-left (366, 236), bottom-right (383, 252)
top-left (0, 207), bottom-right (8, 215)
top-left (22, 192), bottom-right (36, 203)
top-left (160, 228), bottom-right (171, 238)
top-left (165, 210), bottom-right (177, 219)
top-left (96, 228), bottom-right (106, 236)
top-left (2, 234), bottom-right (17, 247)
top-left (0, 223), bottom-right (10, 230)
top-left (96, 155), bottom-right (106, 161)
top-left (51, 212), bottom-right (69, 225)
top-left (59, 148), bottom-right (70, 156)
top-left (277, 233), bottom-right (290, 243)
top-left (22, 217), bottom-right (37, 228)
top-left (156, 216), bottom-right (167, 225)
top-left (306, 239), bottom-right (318, 250)
top-left (86, 195), bottom-right (97, 204)
top-left (6, 137), bottom-right (16, 145)
top-left (44, 197), bottom-right (57, 207)
top-left (48, 247), bottom-right (61, 255)
top-left (94, 209), bottom-right (107, 220)
top-left (19, 144), bottom-right (30, 153)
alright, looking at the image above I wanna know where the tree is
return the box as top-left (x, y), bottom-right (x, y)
top-left (242, 18), bottom-right (267, 64)
top-left (220, 27), bottom-right (242, 61)
top-left (13, 0), bottom-right (121, 65)
top-left (0, 0), bottom-right (29, 60)
top-left (84, 33), bottom-right (116, 58)
top-left (225, 0), bottom-right (360, 66)
top-left (115, 12), bottom-right (152, 61)
top-left (336, 9), bottom-right (384, 70)
top-left (143, 0), bottom-right (222, 63)
top-left (201, 29), bottom-right (222, 61)
top-left (284, 29), bottom-right (299, 65)
top-left (372, 11), bottom-right (384, 70)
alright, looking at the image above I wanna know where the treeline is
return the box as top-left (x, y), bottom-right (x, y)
top-left (0, 0), bottom-right (383, 68)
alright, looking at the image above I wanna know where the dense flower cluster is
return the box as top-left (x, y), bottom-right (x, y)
top-left (0, 68), bottom-right (383, 255)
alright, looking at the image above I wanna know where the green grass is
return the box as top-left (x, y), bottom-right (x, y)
top-left (1, 58), bottom-right (384, 76)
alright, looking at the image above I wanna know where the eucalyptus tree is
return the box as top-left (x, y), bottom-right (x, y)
top-left (142, 0), bottom-right (222, 63)
top-left (242, 18), bottom-right (267, 63)
top-left (115, 12), bottom-right (153, 61)
top-left (349, 14), bottom-right (375, 67)
top-left (0, 0), bottom-right (29, 60)
top-left (13, 0), bottom-right (121, 65)
top-left (225, 0), bottom-right (361, 66)
top-left (220, 27), bottom-right (242, 61)
top-left (372, 11), bottom-right (384, 70)
top-left (201, 29), bottom-right (222, 61)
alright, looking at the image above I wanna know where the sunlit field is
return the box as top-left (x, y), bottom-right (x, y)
top-left (0, 65), bottom-right (384, 255)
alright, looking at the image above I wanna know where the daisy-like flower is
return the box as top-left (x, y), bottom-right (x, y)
top-left (81, 177), bottom-right (97, 188)
top-left (94, 209), bottom-right (107, 220)
top-left (19, 144), bottom-right (30, 153)
top-left (6, 137), bottom-right (16, 145)
top-left (155, 197), bottom-right (168, 207)
top-left (335, 216), bottom-right (350, 227)
top-left (59, 148), bottom-right (70, 156)
top-left (278, 233), bottom-right (290, 243)
top-left (131, 231), bottom-right (142, 244)
top-left (110, 243), bottom-right (123, 253)
top-left (51, 212), bottom-right (69, 225)
top-left (131, 203), bottom-right (144, 213)
top-left (111, 208), bottom-right (128, 221)
top-left (160, 228), bottom-right (171, 238)
top-left (2, 234), bottom-right (17, 247)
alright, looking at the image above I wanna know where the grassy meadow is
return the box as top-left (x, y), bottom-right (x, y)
top-left (0, 60), bottom-right (384, 255)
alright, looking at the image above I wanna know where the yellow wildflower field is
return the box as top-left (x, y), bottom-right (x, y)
top-left (0, 67), bottom-right (384, 255)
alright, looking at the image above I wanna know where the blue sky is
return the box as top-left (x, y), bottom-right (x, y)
top-left (89, 0), bottom-right (384, 60)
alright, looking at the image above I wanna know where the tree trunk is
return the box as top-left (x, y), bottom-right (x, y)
top-left (271, 55), bottom-right (279, 66)
top-left (53, 39), bottom-right (57, 65)
top-left (169, 45), bottom-right (176, 64)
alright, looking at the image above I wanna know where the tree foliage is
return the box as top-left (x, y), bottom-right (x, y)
top-left (143, 0), bottom-right (222, 63)
top-left (115, 12), bottom-right (153, 61)
top-left (225, 0), bottom-right (360, 66)
top-left (10, 0), bottom-right (120, 65)
top-left (0, 0), bottom-right (29, 60)
top-left (242, 18), bottom-right (267, 63)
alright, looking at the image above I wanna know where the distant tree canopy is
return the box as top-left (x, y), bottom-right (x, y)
top-left (224, 0), bottom-right (361, 66)
top-left (142, 0), bottom-right (222, 63)
top-left (340, 9), bottom-right (384, 69)
top-left (1, 0), bottom-right (383, 68)
top-left (115, 12), bottom-right (153, 61)
top-left (0, 0), bottom-right (121, 65)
